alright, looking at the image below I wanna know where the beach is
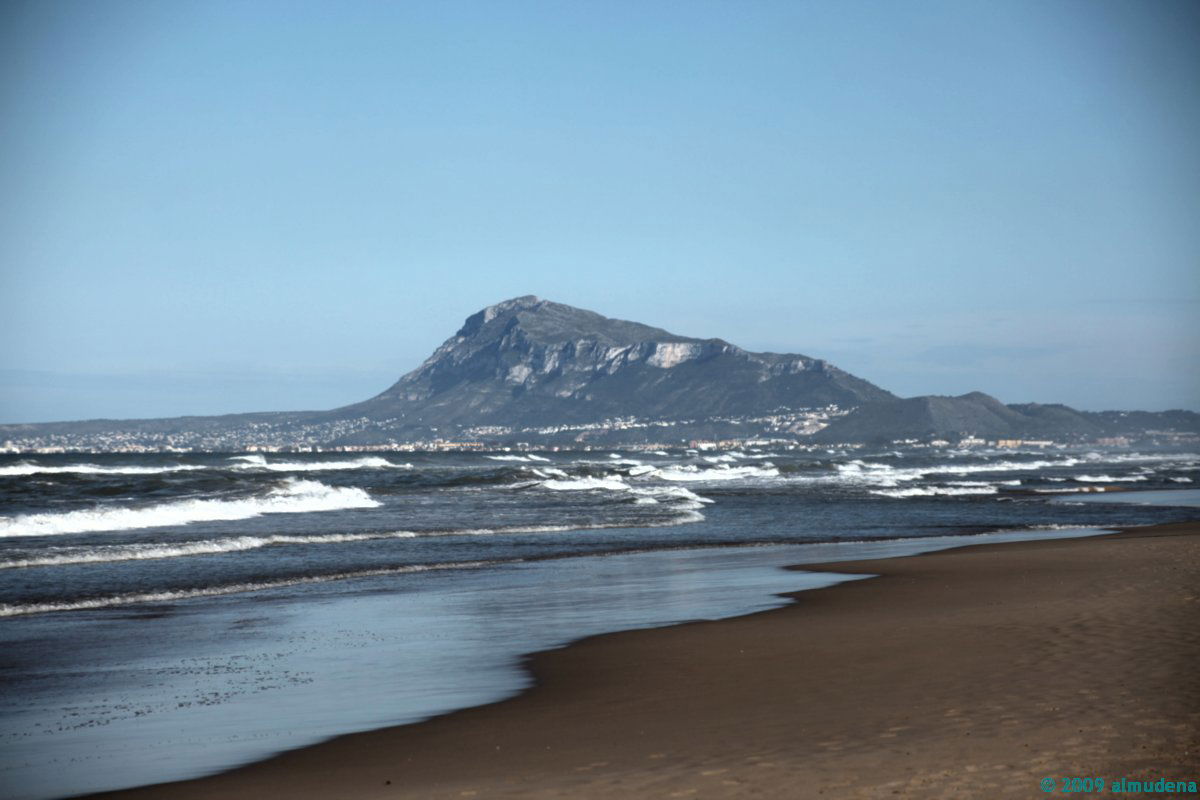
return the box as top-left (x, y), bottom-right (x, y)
top-left (88, 520), bottom-right (1199, 799)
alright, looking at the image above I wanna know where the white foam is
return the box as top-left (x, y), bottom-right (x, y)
top-left (569, 455), bottom-right (644, 467)
top-left (0, 560), bottom-right (506, 617)
top-left (924, 457), bottom-right (1083, 476)
top-left (1073, 474), bottom-right (1148, 482)
top-left (833, 457), bottom-right (1090, 488)
top-left (1097, 452), bottom-right (1200, 464)
top-left (540, 476), bottom-right (631, 492)
top-left (1032, 486), bottom-right (1109, 493)
top-left (442, 511), bottom-right (706, 536)
top-left (1170, 477), bottom-right (1194, 483)
top-left (631, 485), bottom-right (714, 509)
top-left (0, 531), bottom-right (423, 569)
top-left (0, 462), bottom-right (208, 476)
top-left (0, 479), bottom-right (380, 538)
top-left (540, 467), bottom-right (569, 478)
top-left (485, 453), bottom-right (551, 463)
top-left (1, 508), bottom-right (718, 568)
top-left (945, 480), bottom-right (1021, 487)
top-left (653, 465), bottom-right (780, 482)
top-left (232, 455), bottom-right (410, 472)
top-left (871, 486), bottom-right (999, 498)
top-left (536, 472), bottom-right (715, 510)
top-left (650, 485), bottom-right (712, 502)
top-left (1020, 523), bottom-right (1100, 531)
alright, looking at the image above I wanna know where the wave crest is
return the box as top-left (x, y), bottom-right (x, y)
top-left (0, 461), bottom-right (208, 476)
top-left (229, 454), bottom-right (411, 471)
top-left (871, 486), bottom-right (999, 498)
top-left (0, 479), bottom-right (380, 538)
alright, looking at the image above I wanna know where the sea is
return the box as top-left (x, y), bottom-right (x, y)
top-left (1, 446), bottom-right (1198, 799)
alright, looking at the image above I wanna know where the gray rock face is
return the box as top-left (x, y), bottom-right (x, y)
top-left (338, 296), bottom-right (895, 426)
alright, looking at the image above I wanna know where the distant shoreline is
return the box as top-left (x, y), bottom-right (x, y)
top-left (89, 520), bottom-right (1200, 799)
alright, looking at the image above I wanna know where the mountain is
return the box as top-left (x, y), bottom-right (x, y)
top-left (334, 295), bottom-right (894, 428)
top-left (2, 296), bottom-right (1195, 451)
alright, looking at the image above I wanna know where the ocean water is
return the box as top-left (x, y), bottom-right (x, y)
top-left (1, 447), bottom-right (1197, 798)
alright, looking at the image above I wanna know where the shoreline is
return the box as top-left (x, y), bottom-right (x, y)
top-left (88, 521), bottom-right (1200, 799)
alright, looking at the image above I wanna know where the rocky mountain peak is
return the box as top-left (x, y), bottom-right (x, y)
top-left (342, 297), bottom-right (896, 427)
top-left (457, 295), bottom-right (544, 337)
top-left (455, 295), bottom-right (692, 348)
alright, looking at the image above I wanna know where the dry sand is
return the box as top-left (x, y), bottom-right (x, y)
top-left (92, 522), bottom-right (1199, 799)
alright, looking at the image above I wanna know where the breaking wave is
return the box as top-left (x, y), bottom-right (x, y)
top-left (0, 531), bottom-right (420, 568)
top-left (540, 476), bottom-right (632, 492)
top-left (484, 453), bottom-right (552, 462)
top-left (1032, 486), bottom-right (1110, 493)
top-left (829, 456), bottom-right (1146, 488)
top-left (871, 486), bottom-right (1000, 498)
top-left (0, 479), bottom-right (380, 537)
top-left (0, 456), bottom-right (416, 477)
top-left (529, 467), bottom-right (569, 479)
top-left (1, 510), bottom-right (711, 569)
top-left (0, 462), bottom-right (208, 476)
top-left (652, 464), bottom-right (781, 482)
top-left (0, 559), bottom-right (511, 617)
top-left (229, 454), bottom-right (411, 471)
top-left (945, 480), bottom-right (1021, 487)
top-left (1072, 474), bottom-right (1148, 483)
top-left (535, 473), bottom-right (713, 511)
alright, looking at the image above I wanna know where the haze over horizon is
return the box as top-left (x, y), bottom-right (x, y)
top-left (3, 0), bottom-right (1198, 423)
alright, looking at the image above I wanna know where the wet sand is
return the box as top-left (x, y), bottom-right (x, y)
top-left (92, 522), bottom-right (1199, 799)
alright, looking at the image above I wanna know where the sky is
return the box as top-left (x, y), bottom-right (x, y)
top-left (2, 0), bottom-right (1198, 423)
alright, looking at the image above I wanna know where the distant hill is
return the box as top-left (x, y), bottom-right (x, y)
top-left (811, 392), bottom-right (1199, 443)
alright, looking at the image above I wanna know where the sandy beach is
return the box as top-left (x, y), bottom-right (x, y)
top-left (90, 521), bottom-right (1199, 799)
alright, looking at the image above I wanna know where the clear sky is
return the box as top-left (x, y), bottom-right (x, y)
top-left (2, 0), bottom-right (1198, 423)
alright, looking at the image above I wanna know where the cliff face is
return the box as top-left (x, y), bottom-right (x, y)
top-left (339, 296), bottom-right (895, 427)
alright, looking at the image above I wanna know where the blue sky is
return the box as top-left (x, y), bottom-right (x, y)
top-left (2, 0), bottom-right (1197, 422)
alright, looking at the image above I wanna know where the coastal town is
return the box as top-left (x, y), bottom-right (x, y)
top-left (3, 405), bottom-right (1194, 455)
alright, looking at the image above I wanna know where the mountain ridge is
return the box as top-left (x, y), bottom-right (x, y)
top-left (811, 392), bottom-right (1200, 444)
